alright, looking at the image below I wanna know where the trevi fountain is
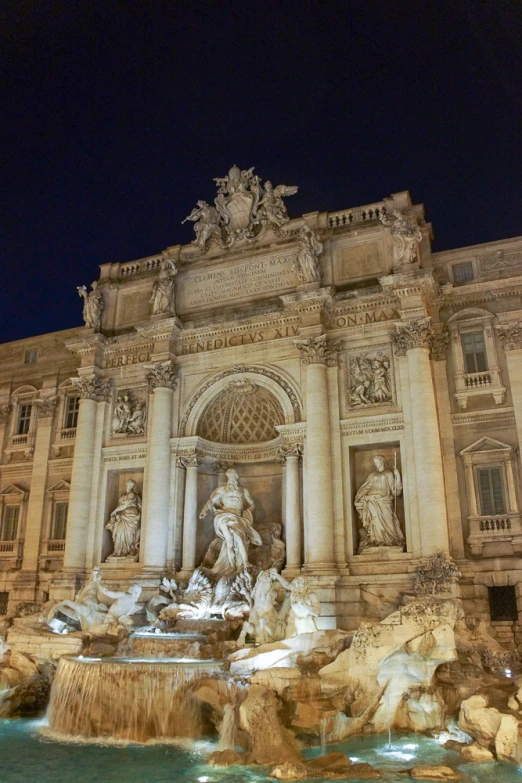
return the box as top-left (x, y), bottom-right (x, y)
top-left (2, 167), bottom-right (522, 781)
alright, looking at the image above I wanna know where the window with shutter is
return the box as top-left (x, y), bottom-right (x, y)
top-left (52, 503), bottom-right (68, 540)
top-left (461, 331), bottom-right (488, 374)
top-left (1, 506), bottom-right (20, 541)
top-left (478, 466), bottom-right (506, 516)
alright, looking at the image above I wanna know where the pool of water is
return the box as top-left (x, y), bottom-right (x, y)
top-left (1, 719), bottom-right (522, 783)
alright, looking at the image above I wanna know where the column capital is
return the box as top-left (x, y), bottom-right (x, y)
top-left (294, 335), bottom-right (340, 366)
top-left (146, 360), bottom-right (178, 391)
top-left (497, 322), bottom-right (522, 351)
top-left (430, 329), bottom-right (450, 361)
top-left (280, 443), bottom-right (303, 461)
top-left (34, 396), bottom-right (58, 419)
top-left (393, 317), bottom-right (435, 356)
top-left (178, 454), bottom-right (199, 469)
top-left (72, 375), bottom-right (112, 401)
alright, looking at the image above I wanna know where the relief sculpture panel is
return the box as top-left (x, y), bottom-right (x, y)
top-left (346, 347), bottom-right (395, 410)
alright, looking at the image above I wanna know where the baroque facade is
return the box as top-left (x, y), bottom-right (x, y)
top-left (2, 167), bottom-right (522, 643)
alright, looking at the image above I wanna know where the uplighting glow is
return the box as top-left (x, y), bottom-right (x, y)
top-left (505, 669), bottom-right (513, 677)
top-left (403, 743), bottom-right (418, 750)
top-left (198, 777), bottom-right (211, 782)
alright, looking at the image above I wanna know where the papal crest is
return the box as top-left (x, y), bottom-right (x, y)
top-left (182, 165), bottom-right (298, 257)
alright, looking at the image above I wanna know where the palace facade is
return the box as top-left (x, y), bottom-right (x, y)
top-left (2, 170), bottom-right (522, 646)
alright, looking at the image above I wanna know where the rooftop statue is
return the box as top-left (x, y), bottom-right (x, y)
top-left (182, 165), bottom-right (298, 254)
top-left (380, 209), bottom-right (422, 268)
top-left (150, 257), bottom-right (177, 315)
top-left (77, 280), bottom-right (103, 331)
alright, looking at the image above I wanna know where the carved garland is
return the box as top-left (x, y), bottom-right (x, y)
top-left (179, 364), bottom-right (302, 437)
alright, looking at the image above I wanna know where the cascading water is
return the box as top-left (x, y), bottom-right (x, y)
top-left (47, 655), bottom-right (222, 743)
top-left (217, 703), bottom-right (238, 750)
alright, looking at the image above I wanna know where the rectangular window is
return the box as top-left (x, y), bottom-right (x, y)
top-left (17, 404), bottom-right (32, 435)
top-left (478, 466), bottom-right (506, 516)
top-left (461, 331), bottom-right (488, 374)
top-left (0, 592), bottom-right (9, 615)
top-left (51, 503), bottom-right (68, 540)
top-left (488, 586), bottom-right (518, 622)
top-left (24, 349), bottom-right (38, 364)
top-left (453, 262), bottom-right (474, 285)
top-left (1, 506), bottom-right (20, 541)
top-left (64, 396), bottom-right (80, 429)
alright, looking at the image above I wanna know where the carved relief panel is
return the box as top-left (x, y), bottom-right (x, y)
top-left (111, 387), bottom-right (148, 438)
top-left (344, 346), bottom-right (396, 412)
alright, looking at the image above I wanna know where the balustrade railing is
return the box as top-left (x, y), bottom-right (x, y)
top-left (328, 202), bottom-right (386, 229)
top-left (47, 540), bottom-right (66, 553)
top-left (12, 434), bottom-right (28, 446)
top-left (479, 516), bottom-right (511, 532)
top-left (119, 256), bottom-right (162, 277)
top-left (0, 541), bottom-right (15, 553)
top-left (59, 428), bottom-right (77, 441)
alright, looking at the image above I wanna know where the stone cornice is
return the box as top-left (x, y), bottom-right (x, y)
top-left (280, 286), bottom-right (335, 315)
top-left (451, 407), bottom-right (515, 427)
top-left (171, 435), bottom-right (284, 463)
top-left (437, 276), bottom-right (522, 310)
top-left (341, 413), bottom-right (404, 437)
top-left (178, 312), bottom-right (301, 345)
top-left (101, 444), bottom-right (147, 464)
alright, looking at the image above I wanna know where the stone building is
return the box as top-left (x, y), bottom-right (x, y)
top-left (1, 167), bottom-right (522, 645)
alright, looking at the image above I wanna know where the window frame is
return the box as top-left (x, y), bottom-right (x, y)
top-left (17, 403), bottom-right (33, 435)
top-left (461, 330), bottom-right (488, 374)
top-left (51, 502), bottom-right (68, 541)
top-left (64, 395), bottom-right (80, 430)
top-left (477, 465), bottom-right (506, 516)
top-left (0, 504), bottom-right (20, 541)
top-left (452, 261), bottom-right (474, 285)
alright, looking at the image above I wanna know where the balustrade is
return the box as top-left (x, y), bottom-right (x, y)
top-left (119, 256), bottom-right (162, 277)
top-left (328, 202), bottom-right (386, 228)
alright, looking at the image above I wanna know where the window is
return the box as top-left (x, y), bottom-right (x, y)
top-left (453, 262), bottom-right (474, 285)
top-left (478, 466), bottom-right (506, 516)
top-left (51, 503), bottom-right (68, 540)
top-left (488, 586), bottom-right (518, 622)
top-left (0, 592), bottom-right (9, 615)
top-left (64, 396), bottom-right (79, 429)
top-left (17, 404), bottom-right (32, 435)
top-left (1, 506), bottom-right (20, 541)
top-left (461, 331), bottom-right (488, 374)
top-left (24, 349), bottom-right (38, 364)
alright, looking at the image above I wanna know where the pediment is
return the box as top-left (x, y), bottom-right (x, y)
top-left (46, 480), bottom-right (71, 494)
top-left (460, 437), bottom-right (513, 455)
top-left (0, 483), bottom-right (26, 497)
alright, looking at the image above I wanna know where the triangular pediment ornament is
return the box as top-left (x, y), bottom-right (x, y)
top-left (0, 483), bottom-right (26, 496)
top-left (46, 480), bottom-right (71, 494)
top-left (460, 436), bottom-right (513, 455)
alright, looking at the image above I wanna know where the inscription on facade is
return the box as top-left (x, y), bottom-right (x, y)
top-left (179, 254), bottom-right (299, 310)
top-left (105, 351), bottom-right (151, 369)
top-left (332, 308), bottom-right (399, 328)
top-left (179, 325), bottom-right (300, 355)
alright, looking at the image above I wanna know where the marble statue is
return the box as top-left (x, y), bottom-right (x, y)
top-left (381, 209), bottom-right (422, 267)
top-left (47, 567), bottom-right (109, 631)
top-left (113, 393), bottom-right (146, 435)
top-left (354, 455), bottom-right (404, 553)
top-left (272, 573), bottom-right (321, 636)
top-left (97, 584), bottom-right (142, 625)
top-left (146, 578), bottom-right (178, 623)
top-left (349, 353), bottom-right (392, 407)
top-left (293, 226), bottom-right (322, 284)
top-left (182, 200), bottom-right (221, 247)
top-left (182, 166), bottom-right (298, 251)
top-left (150, 258), bottom-right (177, 315)
top-left (237, 570), bottom-right (280, 647)
top-left (249, 522), bottom-right (286, 573)
top-left (199, 469), bottom-right (262, 577)
top-left (77, 280), bottom-right (103, 331)
top-left (106, 480), bottom-right (142, 558)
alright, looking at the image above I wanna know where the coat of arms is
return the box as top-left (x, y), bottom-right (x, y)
top-left (182, 165), bottom-right (298, 256)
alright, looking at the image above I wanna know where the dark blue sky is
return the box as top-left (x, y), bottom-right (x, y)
top-left (1, 1), bottom-right (521, 344)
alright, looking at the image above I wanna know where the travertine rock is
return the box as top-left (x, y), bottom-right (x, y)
top-left (495, 713), bottom-right (522, 763)
top-left (239, 685), bottom-right (301, 765)
top-left (410, 766), bottom-right (466, 781)
top-left (230, 630), bottom-right (349, 675)
top-left (460, 742), bottom-right (494, 761)
top-left (458, 695), bottom-right (502, 749)
top-left (207, 749), bottom-right (245, 766)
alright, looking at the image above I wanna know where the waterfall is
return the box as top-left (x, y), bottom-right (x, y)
top-left (47, 656), bottom-right (221, 743)
top-left (217, 703), bottom-right (237, 750)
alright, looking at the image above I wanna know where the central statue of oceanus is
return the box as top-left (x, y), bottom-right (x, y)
top-left (199, 469), bottom-right (262, 577)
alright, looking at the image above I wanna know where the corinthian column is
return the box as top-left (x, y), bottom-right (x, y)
top-left (393, 319), bottom-right (449, 556)
top-left (179, 455), bottom-right (199, 576)
top-left (142, 361), bottom-right (177, 570)
top-left (497, 323), bottom-right (522, 452)
top-left (281, 444), bottom-right (302, 575)
top-left (295, 335), bottom-right (337, 573)
top-left (63, 376), bottom-right (111, 571)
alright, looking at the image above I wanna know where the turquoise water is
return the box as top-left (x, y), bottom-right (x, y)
top-left (1, 719), bottom-right (522, 782)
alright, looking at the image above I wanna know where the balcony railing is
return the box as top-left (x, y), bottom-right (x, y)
top-left (47, 540), bottom-right (66, 553)
top-left (464, 371), bottom-right (492, 389)
top-left (59, 428), bottom-right (77, 441)
top-left (468, 513), bottom-right (522, 556)
top-left (119, 256), bottom-right (162, 277)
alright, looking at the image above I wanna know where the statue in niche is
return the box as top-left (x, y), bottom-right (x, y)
top-left (150, 258), bottom-right (177, 316)
top-left (381, 209), bottom-right (422, 267)
top-left (112, 393), bottom-right (146, 436)
top-left (199, 469), bottom-right (262, 577)
top-left (354, 455), bottom-right (404, 553)
top-left (106, 479), bottom-right (142, 559)
top-left (77, 280), bottom-right (103, 332)
top-left (293, 226), bottom-right (322, 284)
top-left (349, 353), bottom-right (392, 407)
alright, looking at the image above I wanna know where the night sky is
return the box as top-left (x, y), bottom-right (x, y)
top-left (2, 1), bottom-right (521, 344)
